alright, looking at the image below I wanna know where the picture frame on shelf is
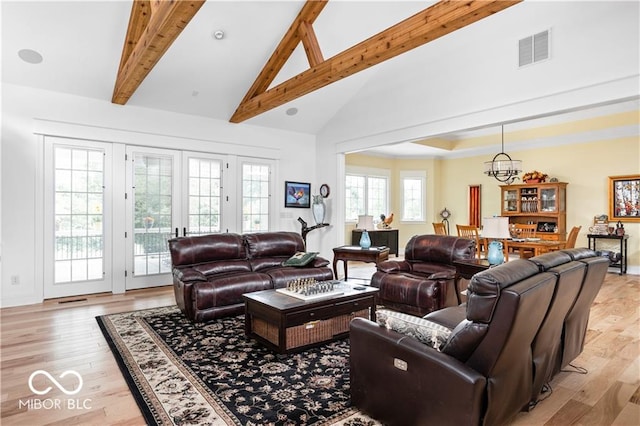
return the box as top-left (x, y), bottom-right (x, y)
top-left (284, 181), bottom-right (311, 208)
top-left (608, 174), bottom-right (640, 222)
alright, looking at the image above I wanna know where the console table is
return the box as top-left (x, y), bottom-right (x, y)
top-left (587, 234), bottom-right (629, 275)
top-left (351, 229), bottom-right (399, 255)
top-left (332, 245), bottom-right (390, 280)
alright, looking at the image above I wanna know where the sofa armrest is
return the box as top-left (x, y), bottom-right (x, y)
top-left (173, 267), bottom-right (207, 283)
top-left (350, 317), bottom-right (486, 425)
top-left (428, 270), bottom-right (456, 280)
top-left (376, 259), bottom-right (412, 273)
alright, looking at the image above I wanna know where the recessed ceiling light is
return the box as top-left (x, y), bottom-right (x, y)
top-left (212, 30), bottom-right (224, 40)
top-left (18, 48), bottom-right (43, 64)
top-left (286, 107), bottom-right (298, 116)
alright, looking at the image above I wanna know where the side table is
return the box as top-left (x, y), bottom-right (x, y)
top-left (587, 234), bottom-right (629, 275)
top-left (332, 246), bottom-right (390, 280)
top-left (452, 258), bottom-right (492, 303)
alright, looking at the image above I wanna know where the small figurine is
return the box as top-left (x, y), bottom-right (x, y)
top-left (616, 221), bottom-right (625, 236)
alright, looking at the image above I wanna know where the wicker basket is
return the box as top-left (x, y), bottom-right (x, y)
top-left (252, 309), bottom-right (370, 350)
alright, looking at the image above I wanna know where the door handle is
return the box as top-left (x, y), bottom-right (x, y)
top-left (183, 227), bottom-right (187, 237)
top-left (175, 227), bottom-right (179, 238)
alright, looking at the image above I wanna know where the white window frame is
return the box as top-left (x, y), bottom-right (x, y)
top-left (400, 170), bottom-right (426, 223)
top-left (345, 166), bottom-right (390, 223)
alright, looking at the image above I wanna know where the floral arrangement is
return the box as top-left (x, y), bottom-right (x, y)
top-left (522, 170), bottom-right (548, 183)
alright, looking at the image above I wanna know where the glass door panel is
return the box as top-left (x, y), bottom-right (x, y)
top-left (540, 188), bottom-right (557, 212)
top-left (184, 154), bottom-right (223, 237)
top-left (44, 139), bottom-right (112, 298)
top-left (125, 147), bottom-right (180, 289)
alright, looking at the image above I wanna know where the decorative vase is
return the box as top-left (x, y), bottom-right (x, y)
top-left (487, 240), bottom-right (504, 265)
top-left (312, 195), bottom-right (326, 225)
top-left (359, 230), bottom-right (372, 249)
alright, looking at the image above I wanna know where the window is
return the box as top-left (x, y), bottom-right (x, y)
top-left (345, 167), bottom-right (389, 222)
top-left (242, 162), bottom-right (270, 232)
top-left (53, 146), bottom-right (105, 283)
top-left (188, 157), bottom-right (222, 235)
top-left (401, 171), bottom-right (426, 222)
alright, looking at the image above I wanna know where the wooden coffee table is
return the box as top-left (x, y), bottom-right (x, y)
top-left (243, 281), bottom-right (378, 354)
top-left (332, 245), bottom-right (390, 279)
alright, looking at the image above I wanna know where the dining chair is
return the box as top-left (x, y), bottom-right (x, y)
top-left (564, 226), bottom-right (581, 249)
top-left (433, 222), bottom-right (447, 235)
top-left (456, 224), bottom-right (483, 258)
top-left (512, 223), bottom-right (538, 258)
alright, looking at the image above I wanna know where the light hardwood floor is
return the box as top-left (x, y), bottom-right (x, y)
top-left (1, 272), bottom-right (638, 426)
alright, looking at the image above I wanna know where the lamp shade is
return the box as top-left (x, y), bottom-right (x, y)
top-left (357, 215), bottom-right (374, 230)
top-left (482, 217), bottom-right (512, 239)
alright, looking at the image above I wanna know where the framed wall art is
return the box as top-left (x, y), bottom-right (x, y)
top-left (608, 174), bottom-right (640, 222)
top-left (284, 181), bottom-right (311, 208)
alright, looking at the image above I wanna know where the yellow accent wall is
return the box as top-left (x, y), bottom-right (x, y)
top-left (346, 112), bottom-right (640, 270)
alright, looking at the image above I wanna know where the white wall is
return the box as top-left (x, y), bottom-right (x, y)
top-left (318, 0), bottom-right (640, 148)
top-left (0, 83), bottom-right (320, 307)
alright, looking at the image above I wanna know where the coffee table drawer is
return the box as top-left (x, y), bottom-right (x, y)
top-left (286, 297), bottom-right (371, 325)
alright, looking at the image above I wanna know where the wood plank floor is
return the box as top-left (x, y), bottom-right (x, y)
top-left (1, 272), bottom-right (638, 425)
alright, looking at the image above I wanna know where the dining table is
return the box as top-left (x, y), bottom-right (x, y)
top-left (505, 239), bottom-right (566, 257)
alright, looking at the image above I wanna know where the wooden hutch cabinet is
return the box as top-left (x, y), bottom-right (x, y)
top-left (500, 182), bottom-right (568, 241)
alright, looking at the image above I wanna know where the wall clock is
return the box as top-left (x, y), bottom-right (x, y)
top-left (440, 208), bottom-right (451, 220)
top-left (319, 184), bottom-right (330, 198)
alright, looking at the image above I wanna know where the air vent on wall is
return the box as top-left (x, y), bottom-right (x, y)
top-left (519, 30), bottom-right (550, 67)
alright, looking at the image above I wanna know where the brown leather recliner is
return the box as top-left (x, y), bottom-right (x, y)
top-left (351, 259), bottom-right (559, 426)
top-left (370, 234), bottom-right (475, 316)
top-left (350, 249), bottom-right (608, 425)
top-left (169, 231), bottom-right (333, 322)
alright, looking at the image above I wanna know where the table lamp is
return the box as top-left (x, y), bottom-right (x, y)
top-left (482, 217), bottom-right (512, 265)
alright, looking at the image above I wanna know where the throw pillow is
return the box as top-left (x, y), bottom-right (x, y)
top-left (282, 251), bottom-right (318, 267)
top-left (376, 309), bottom-right (452, 351)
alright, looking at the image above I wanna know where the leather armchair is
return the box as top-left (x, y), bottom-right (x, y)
top-left (371, 234), bottom-right (475, 316)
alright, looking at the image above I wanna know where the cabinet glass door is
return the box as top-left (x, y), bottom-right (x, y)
top-left (503, 189), bottom-right (518, 213)
top-left (540, 188), bottom-right (558, 213)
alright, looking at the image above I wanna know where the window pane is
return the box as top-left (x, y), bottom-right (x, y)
top-left (367, 177), bottom-right (387, 217)
top-left (54, 146), bottom-right (105, 283)
top-left (187, 158), bottom-right (222, 236)
top-left (402, 178), bottom-right (424, 221)
top-left (242, 163), bottom-right (270, 233)
top-left (345, 175), bottom-right (365, 221)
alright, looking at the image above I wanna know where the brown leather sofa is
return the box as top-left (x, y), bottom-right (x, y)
top-left (168, 231), bottom-right (333, 322)
top-left (370, 234), bottom-right (476, 316)
top-left (350, 249), bottom-right (608, 426)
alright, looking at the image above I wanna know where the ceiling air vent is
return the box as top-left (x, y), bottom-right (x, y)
top-left (519, 30), bottom-right (550, 67)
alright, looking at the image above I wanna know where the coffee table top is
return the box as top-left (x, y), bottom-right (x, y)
top-left (243, 280), bottom-right (378, 311)
top-left (333, 245), bottom-right (389, 253)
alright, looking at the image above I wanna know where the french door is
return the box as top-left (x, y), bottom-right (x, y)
top-left (124, 148), bottom-right (226, 290)
top-left (43, 140), bottom-right (270, 297)
top-left (43, 138), bottom-right (113, 298)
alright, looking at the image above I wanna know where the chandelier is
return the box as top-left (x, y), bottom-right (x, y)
top-left (484, 126), bottom-right (522, 183)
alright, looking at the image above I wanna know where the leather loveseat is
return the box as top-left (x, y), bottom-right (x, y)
top-left (370, 234), bottom-right (476, 316)
top-left (169, 231), bottom-right (333, 322)
top-left (349, 248), bottom-right (608, 426)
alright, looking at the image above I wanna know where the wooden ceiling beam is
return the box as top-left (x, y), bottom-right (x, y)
top-left (230, 0), bottom-right (522, 123)
top-left (299, 21), bottom-right (324, 67)
top-left (112, 0), bottom-right (205, 105)
top-left (237, 0), bottom-right (328, 106)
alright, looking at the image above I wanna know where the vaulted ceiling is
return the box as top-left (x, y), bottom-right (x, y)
top-left (2, 1), bottom-right (638, 157)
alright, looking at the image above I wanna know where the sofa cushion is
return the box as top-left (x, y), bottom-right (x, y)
top-left (404, 234), bottom-right (475, 264)
top-left (168, 234), bottom-right (245, 267)
top-left (376, 309), bottom-right (452, 351)
top-left (282, 251), bottom-right (318, 267)
top-left (266, 266), bottom-right (334, 289)
top-left (193, 259), bottom-right (252, 276)
top-left (244, 231), bottom-right (305, 258)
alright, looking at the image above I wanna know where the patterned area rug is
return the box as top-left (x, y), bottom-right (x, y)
top-left (96, 306), bottom-right (379, 425)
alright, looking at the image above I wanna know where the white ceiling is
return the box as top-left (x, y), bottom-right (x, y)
top-left (2, 0), bottom-right (638, 158)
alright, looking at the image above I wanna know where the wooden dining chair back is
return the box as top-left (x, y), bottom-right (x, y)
top-left (433, 222), bottom-right (447, 235)
top-left (513, 223), bottom-right (537, 239)
top-left (564, 226), bottom-right (581, 249)
top-left (512, 223), bottom-right (537, 258)
top-left (456, 224), bottom-right (482, 258)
